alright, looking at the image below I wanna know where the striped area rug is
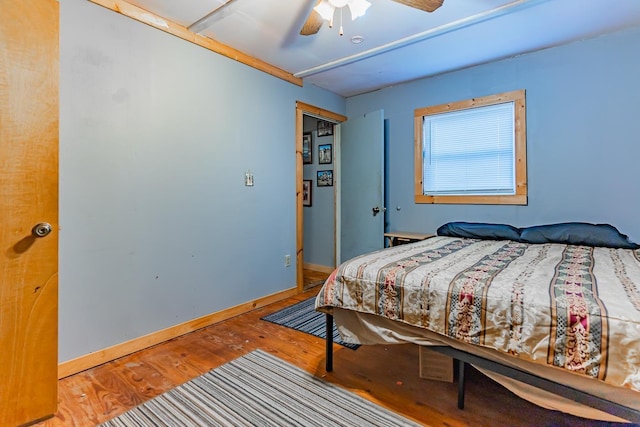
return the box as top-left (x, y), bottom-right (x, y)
top-left (261, 297), bottom-right (359, 349)
top-left (100, 349), bottom-right (421, 427)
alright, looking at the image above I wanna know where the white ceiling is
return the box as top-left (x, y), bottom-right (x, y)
top-left (124, 0), bottom-right (640, 97)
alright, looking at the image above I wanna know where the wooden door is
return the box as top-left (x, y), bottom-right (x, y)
top-left (0, 1), bottom-right (59, 425)
top-left (340, 110), bottom-right (385, 262)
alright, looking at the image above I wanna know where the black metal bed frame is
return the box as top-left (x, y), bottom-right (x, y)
top-left (324, 313), bottom-right (640, 425)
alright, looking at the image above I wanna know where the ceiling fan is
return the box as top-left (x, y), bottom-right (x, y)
top-left (300, 0), bottom-right (445, 36)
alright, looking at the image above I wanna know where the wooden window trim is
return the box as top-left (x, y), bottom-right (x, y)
top-left (414, 89), bottom-right (527, 205)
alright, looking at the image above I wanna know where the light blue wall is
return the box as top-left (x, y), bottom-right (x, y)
top-left (347, 26), bottom-right (640, 243)
top-left (59, 0), bottom-right (344, 362)
top-left (302, 116), bottom-right (335, 268)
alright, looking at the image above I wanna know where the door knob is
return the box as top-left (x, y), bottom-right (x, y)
top-left (32, 222), bottom-right (52, 238)
top-left (372, 207), bottom-right (381, 216)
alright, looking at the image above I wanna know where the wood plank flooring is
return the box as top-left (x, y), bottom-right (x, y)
top-left (302, 268), bottom-right (330, 291)
top-left (36, 271), bottom-right (632, 427)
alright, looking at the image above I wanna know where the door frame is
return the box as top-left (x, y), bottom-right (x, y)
top-left (295, 102), bottom-right (346, 292)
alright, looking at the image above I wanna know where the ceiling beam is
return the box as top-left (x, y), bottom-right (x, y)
top-left (86, 0), bottom-right (303, 87)
top-left (294, 0), bottom-right (550, 79)
top-left (187, 0), bottom-right (240, 34)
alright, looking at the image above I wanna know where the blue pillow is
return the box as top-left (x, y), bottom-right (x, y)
top-left (519, 222), bottom-right (640, 249)
top-left (437, 222), bottom-right (521, 241)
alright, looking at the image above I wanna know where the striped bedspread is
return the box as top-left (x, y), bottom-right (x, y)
top-left (316, 236), bottom-right (640, 391)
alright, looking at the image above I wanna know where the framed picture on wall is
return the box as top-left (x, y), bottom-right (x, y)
top-left (317, 120), bottom-right (334, 137)
top-left (302, 180), bottom-right (312, 206)
top-left (302, 132), bottom-right (312, 164)
top-left (317, 170), bottom-right (333, 187)
top-left (318, 143), bottom-right (332, 164)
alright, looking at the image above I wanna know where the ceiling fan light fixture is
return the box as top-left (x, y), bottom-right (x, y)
top-left (328, 0), bottom-right (349, 7)
top-left (347, 0), bottom-right (371, 20)
top-left (314, 1), bottom-right (336, 21)
top-left (315, 0), bottom-right (370, 23)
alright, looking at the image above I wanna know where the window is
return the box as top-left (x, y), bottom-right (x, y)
top-left (414, 90), bottom-right (527, 205)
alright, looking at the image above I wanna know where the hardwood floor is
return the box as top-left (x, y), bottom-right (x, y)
top-left (303, 268), bottom-right (330, 290)
top-left (37, 283), bottom-right (632, 427)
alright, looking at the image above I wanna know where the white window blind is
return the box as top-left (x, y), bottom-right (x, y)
top-left (423, 101), bottom-right (515, 196)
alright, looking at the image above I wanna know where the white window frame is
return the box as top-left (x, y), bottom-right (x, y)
top-left (414, 90), bottom-right (527, 205)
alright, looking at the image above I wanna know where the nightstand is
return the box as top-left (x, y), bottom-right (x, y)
top-left (384, 231), bottom-right (435, 247)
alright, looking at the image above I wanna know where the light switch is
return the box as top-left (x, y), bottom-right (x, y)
top-left (245, 170), bottom-right (254, 186)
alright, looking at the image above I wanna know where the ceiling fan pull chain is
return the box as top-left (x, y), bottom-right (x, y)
top-left (339, 7), bottom-right (344, 36)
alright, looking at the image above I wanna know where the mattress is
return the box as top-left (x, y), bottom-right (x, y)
top-left (315, 236), bottom-right (640, 421)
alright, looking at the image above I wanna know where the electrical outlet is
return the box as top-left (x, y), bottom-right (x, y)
top-left (284, 255), bottom-right (291, 267)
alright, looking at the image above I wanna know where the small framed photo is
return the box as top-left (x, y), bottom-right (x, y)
top-left (318, 143), bottom-right (332, 165)
top-left (302, 180), bottom-right (312, 206)
top-left (302, 132), bottom-right (312, 164)
top-left (317, 170), bottom-right (333, 187)
top-left (317, 120), bottom-right (334, 137)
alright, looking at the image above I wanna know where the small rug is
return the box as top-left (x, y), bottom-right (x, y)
top-left (100, 349), bottom-right (421, 427)
top-left (261, 296), bottom-right (359, 349)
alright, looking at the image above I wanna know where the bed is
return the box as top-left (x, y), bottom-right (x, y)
top-left (315, 222), bottom-right (640, 424)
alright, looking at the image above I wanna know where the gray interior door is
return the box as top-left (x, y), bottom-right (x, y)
top-left (340, 110), bottom-right (384, 262)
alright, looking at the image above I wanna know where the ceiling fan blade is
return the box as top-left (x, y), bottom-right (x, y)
top-left (391, 0), bottom-right (444, 13)
top-left (300, 0), bottom-right (324, 36)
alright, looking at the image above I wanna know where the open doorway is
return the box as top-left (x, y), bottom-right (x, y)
top-left (295, 102), bottom-right (346, 293)
top-left (301, 114), bottom-right (336, 290)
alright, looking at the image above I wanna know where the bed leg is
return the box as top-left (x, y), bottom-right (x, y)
top-left (457, 360), bottom-right (466, 409)
top-left (325, 314), bottom-right (333, 372)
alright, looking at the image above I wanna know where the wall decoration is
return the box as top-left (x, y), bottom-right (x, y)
top-left (302, 180), bottom-right (312, 206)
top-left (318, 143), bottom-right (332, 164)
top-left (317, 170), bottom-right (333, 187)
top-left (303, 132), bottom-right (312, 164)
top-left (317, 120), bottom-right (334, 137)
